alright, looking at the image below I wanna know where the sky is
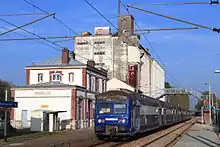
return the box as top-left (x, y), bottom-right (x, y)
top-left (0, 0), bottom-right (220, 109)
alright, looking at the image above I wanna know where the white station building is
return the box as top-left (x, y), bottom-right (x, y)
top-left (10, 48), bottom-right (107, 131)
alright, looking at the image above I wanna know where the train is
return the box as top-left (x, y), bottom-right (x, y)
top-left (94, 89), bottom-right (192, 139)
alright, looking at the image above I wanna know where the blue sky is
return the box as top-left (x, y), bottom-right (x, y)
top-left (0, 0), bottom-right (220, 108)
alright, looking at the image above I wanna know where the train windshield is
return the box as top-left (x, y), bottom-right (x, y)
top-left (99, 103), bottom-right (111, 114)
top-left (113, 104), bottom-right (126, 114)
top-left (98, 103), bottom-right (127, 114)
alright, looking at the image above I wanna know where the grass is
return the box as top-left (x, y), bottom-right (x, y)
top-left (0, 130), bottom-right (60, 145)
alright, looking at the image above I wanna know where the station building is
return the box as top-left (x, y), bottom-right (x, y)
top-left (10, 48), bottom-right (107, 130)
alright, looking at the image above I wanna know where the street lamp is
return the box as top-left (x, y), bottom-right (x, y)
top-left (215, 69), bottom-right (220, 73)
top-left (214, 69), bottom-right (220, 128)
top-left (205, 83), bottom-right (212, 125)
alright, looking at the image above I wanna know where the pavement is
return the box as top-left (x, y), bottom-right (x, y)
top-left (1, 128), bottom-right (94, 147)
top-left (174, 123), bottom-right (220, 147)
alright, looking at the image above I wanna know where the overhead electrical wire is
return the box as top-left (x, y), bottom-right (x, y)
top-left (22, 0), bottom-right (131, 80)
top-left (0, 26), bottom-right (88, 61)
top-left (22, 0), bottom-right (163, 89)
top-left (121, 0), bottom-right (183, 87)
top-left (126, 4), bottom-right (220, 33)
top-left (136, 27), bottom-right (199, 33)
top-left (0, 18), bottom-right (65, 49)
top-left (0, 36), bottom-right (74, 41)
top-left (0, 13), bottom-right (55, 36)
top-left (0, 26), bottom-right (61, 51)
top-left (0, 12), bottom-right (47, 17)
top-left (83, 0), bottom-right (179, 89)
top-left (131, 0), bottom-right (220, 6)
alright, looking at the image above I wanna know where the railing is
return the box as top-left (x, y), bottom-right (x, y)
top-left (155, 88), bottom-right (204, 101)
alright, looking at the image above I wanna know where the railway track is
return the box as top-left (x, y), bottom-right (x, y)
top-left (120, 117), bottom-right (199, 147)
top-left (46, 117), bottom-right (198, 147)
top-left (84, 117), bottom-right (199, 147)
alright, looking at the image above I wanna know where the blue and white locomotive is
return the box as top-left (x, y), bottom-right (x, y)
top-left (94, 89), bottom-right (191, 138)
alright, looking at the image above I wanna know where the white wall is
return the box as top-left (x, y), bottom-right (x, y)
top-left (151, 60), bottom-right (165, 100)
top-left (128, 46), bottom-right (141, 63)
top-left (75, 35), bottom-right (113, 70)
top-left (140, 54), bottom-right (151, 96)
top-left (29, 68), bottom-right (83, 86)
top-left (14, 89), bottom-right (72, 128)
top-left (107, 78), bottom-right (135, 92)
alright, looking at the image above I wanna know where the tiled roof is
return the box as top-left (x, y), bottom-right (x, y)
top-left (27, 56), bottom-right (85, 67)
top-left (15, 82), bottom-right (75, 88)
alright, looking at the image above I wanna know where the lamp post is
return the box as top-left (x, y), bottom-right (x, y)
top-left (205, 83), bottom-right (212, 125)
top-left (214, 69), bottom-right (220, 128)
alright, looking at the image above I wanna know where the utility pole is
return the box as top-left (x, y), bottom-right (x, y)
top-left (4, 89), bottom-right (8, 142)
top-left (208, 84), bottom-right (212, 125)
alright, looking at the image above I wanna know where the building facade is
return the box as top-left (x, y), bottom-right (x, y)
top-left (11, 48), bottom-right (108, 130)
top-left (74, 14), bottom-right (165, 100)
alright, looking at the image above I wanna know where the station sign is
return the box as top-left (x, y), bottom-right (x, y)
top-left (203, 105), bottom-right (211, 109)
top-left (0, 101), bottom-right (18, 108)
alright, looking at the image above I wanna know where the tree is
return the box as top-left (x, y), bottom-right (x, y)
top-left (195, 100), bottom-right (203, 110)
top-left (165, 82), bottom-right (189, 109)
top-left (0, 79), bottom-right (13, 101)
top-left (165, 82), bottom-right (173, 88)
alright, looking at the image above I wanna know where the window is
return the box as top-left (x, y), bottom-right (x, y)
top-left (103, 80), bottom-right (106, 92)
top-left (38, 73), bottom-right (43, 82)
top-left (94, 41), bottom-right (105, 44)
top-left (69, 73), bottom-right (74, 82)
top-left (95, 77), bottom-right (99, 93)
top-left (87, 74), bottom-right (90, 90)
top-left (91, 76), bottom-right (96, 92)
top-left (99, 79), bottom-right (103, 93)
top-left (77, 42), bottom-right (88, 45)
top-left (114, 104), bottom-right (126, 114)
top-left (99, 103), bottom-right (111, 114)
top-left (94, 52), bottom-right (105, 55)
top-left (52, 72), bottom-right (61, 81)
top-left (95, 63), bottom-right (105, 66)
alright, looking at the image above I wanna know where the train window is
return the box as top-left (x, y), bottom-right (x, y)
top-left (99, 103), bottom-right (111, 114)
top-left (113, 104), bottom-right (126, 114)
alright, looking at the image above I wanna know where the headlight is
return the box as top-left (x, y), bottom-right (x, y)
top-left (118, 119), bottom-right (126, 123)
top-left (98, 119), bottom-right (101, 123)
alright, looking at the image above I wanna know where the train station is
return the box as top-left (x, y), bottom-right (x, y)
top-left (0, 0), bottom-right (220, 147)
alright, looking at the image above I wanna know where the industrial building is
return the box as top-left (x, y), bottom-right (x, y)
top-left (10, 48), bottom-right (108, 130)
top-left (74, 14), bottom-right (165, 99)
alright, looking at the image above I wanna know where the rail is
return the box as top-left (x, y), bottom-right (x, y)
top-left (46, 117), bottom-right (199, 147)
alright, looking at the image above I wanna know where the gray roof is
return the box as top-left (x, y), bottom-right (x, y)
top-left (27, 56), bottom-right (85, 67)
top-left (15, 82), bottom-right (76, 88)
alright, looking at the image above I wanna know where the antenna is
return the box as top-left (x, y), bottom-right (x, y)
top-left (118, 0), bottom-right (121, 17)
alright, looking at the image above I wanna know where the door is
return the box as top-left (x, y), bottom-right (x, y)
top-left (21, 110), bottom-right (28, 129)
top-left (158, 107), bottom-right (162, 126)
top-left (43, 112), bottom-right (49, 131)
top-left (133, 105), bottom-right (140, 132)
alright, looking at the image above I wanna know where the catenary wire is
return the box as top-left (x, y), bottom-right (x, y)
top-left (131, 0), bottom-right (220, 6)
top-left (22, 0), bottom-right (133, 79)
top-left (121, 0), bottom-right (183, 87)
top-left (22, 0), bottom-right (163, 90)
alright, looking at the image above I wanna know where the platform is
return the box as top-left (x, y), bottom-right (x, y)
top-left (1, 128), bottom-right (94, 147)
top-left (174, 123), bottom-right (220, 147)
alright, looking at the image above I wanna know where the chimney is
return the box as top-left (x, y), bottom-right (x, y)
top-left (70, 51), bottom-right (75, 59)
top-left (62, 48), bottom-right (70, 64)
top-left (87, 60), bottom-right (95, 67)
